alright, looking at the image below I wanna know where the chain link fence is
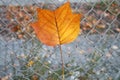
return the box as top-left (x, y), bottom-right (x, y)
top-left (0, 0), bottom-right (120, 80)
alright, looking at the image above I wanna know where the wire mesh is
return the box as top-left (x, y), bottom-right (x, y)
top-left (0, 0), bottom-right (120, 80)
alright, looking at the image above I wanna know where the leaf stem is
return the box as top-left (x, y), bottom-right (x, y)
top-left (59, 45), bottom-right (65, 80)
top-left (53, 11), bottom-right (65, 80)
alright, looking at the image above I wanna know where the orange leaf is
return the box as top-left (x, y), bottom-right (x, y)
top-left (31, 2), bottom-right (82, 46)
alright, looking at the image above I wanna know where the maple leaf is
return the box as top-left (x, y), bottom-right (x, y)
top-left (31, 2), bottom-right (82, 46)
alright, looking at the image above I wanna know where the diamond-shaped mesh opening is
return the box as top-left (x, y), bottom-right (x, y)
top-left (0, 0), bottom-right (120, 80)
top-left (108, 0), bottom-right (120, 15)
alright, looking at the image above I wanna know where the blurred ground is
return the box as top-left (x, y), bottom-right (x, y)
top-left (0, 0), bottom-right (104, 6)
top-left (0, 1), bottom-right (120, 41)
top-left (0, 34), bottom-right (120, 79)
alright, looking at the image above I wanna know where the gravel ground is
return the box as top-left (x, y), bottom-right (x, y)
top-left (0, 34), bottom-right (120, 79)
top-left (0, 34), bottom-right (120, 67)
top-left (0, 0), bottom-right (105, 6)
